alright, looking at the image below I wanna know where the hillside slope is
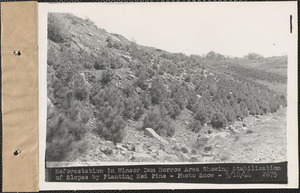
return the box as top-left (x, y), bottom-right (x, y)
top-left (46, 13), bottom-right (287, 163)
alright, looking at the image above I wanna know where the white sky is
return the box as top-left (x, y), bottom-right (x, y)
top-left (46, 2), bottom-right (296, 57)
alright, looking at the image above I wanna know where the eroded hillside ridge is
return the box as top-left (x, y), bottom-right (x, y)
top-left (46, 13), bottom-right (287, 162)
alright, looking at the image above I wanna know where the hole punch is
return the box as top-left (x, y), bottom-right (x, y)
top-left (13, 51), bottom-right (21, 56)
top-left (14, 150), bottom-right (21, 156)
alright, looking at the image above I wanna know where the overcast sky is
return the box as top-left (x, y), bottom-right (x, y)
top-left (46, 2), bottom-right (296, 57)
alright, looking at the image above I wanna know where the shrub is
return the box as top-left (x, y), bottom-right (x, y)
top-left (162, 101), bottom-right (174, 117)
top-left (49, 76), bottom-right (66, 105)
top-left (84, 61), bottom-right (94, 69)
top-left (194, 107), bottom-right (209, 126)
top-left (110, 58), bottom-right (122, 69)
top-left (93, 86), bottom-right (125, 115)
top-left (133, 107), bottom-right (144, 121)
top-left (184, 74), bottom-right (191, 82)
top-left (158, 64), bottom-right (168, 75)
top-left (208, 84), bottom-right (218, 96)
top-left (122, 84), bottom-right (136, 98)
top-left (150, 77), bottom-right (167, 105)
top-left (94, 60), bottom-right (107, 70)
top-left (171, 82), bottom-right (189, 110)
top-left (46, 91), bottom-right (89, 161)
top-left (123, 97), bottom-right (135, 120)
top-left (140, 92), bottom-right (151, 109)
top-left (142, 108), bottom-right (175, 137)
top-left (73, 74), bottom-right (90, 101)
top-left (48, 58), bottom-right (81, 106)
top-left (211, 112), bottom-right (228, 129)
top-left (93, 86), bottom-right (126, 143)
top-left (187, 91), bottom-right (198, 111)
top-left (206, 51), bottom-right (216, 60)
top-left (94, 52), bottom-right (112, 70)
top-left (74, 86), bottom-right (89, 101)
top-left (46, 133), bottom-right (75, 161)
top-left (163, 100), bottom-right (181, 119)
top-left (133, 97), bottom-right (144, 121)
top-left (248, 100), bottom-right (260, 115)
top-left (167, 63), bottom-right (179, 75)
top-left (188, 119), bottom-right (202, 133)
top-left (136, 72), bottom-right (149, 90)
top-left (234, 103), bottom-right (244, 119)
top-left (95, 103), bottom-right (126, 144)
top-left (128, 42), bottom-right (141, 60)
top-left (246, 53), bottom-right (264, 60)
top-left (106, 37), bottom-right (123, 50)
top-left (122, 87), bottom-right (144, 120)
top-left (206, 51), bottom-right (225, 60)
top-left (101, 69), bottom-right (114, 85)
top-left (224, 108), bottom-right (236, 123)
top-left (172, 103), bottom-right (181, 118)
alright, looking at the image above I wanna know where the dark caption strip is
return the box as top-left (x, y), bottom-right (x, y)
top-left (46, 162), bottom-right (287, 184)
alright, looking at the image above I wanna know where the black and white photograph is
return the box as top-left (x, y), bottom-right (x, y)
top-left (39, 2), bottom-right (298, 190)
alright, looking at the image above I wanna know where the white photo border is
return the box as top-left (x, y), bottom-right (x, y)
top-left (38, 2), bottom-right (298, 190)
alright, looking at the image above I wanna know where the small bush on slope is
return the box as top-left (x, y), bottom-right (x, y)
top-left (162, 100), bottom-right (181, 119)
top-left (150, 77), bottom-right (167, 105)
top-left (142, 107), bottom-right (174, 137)
top-left (211, 112), bottom-right (228, 129)
top-left (140, 92), bottom-right (151, 109)
top-left (93, 86), bottom-right (126, 143)
top-left (46, 91), bottom-right (90, 161)
top-left (188, 119), bottom-right (202, 133)
top-left (95, 102), bottom-right (126, 144)
top-left (101, 69), bottom-right (115, 85)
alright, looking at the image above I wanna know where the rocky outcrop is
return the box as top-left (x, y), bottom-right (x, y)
top-left (144, 128), bottom-right (169, 145)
